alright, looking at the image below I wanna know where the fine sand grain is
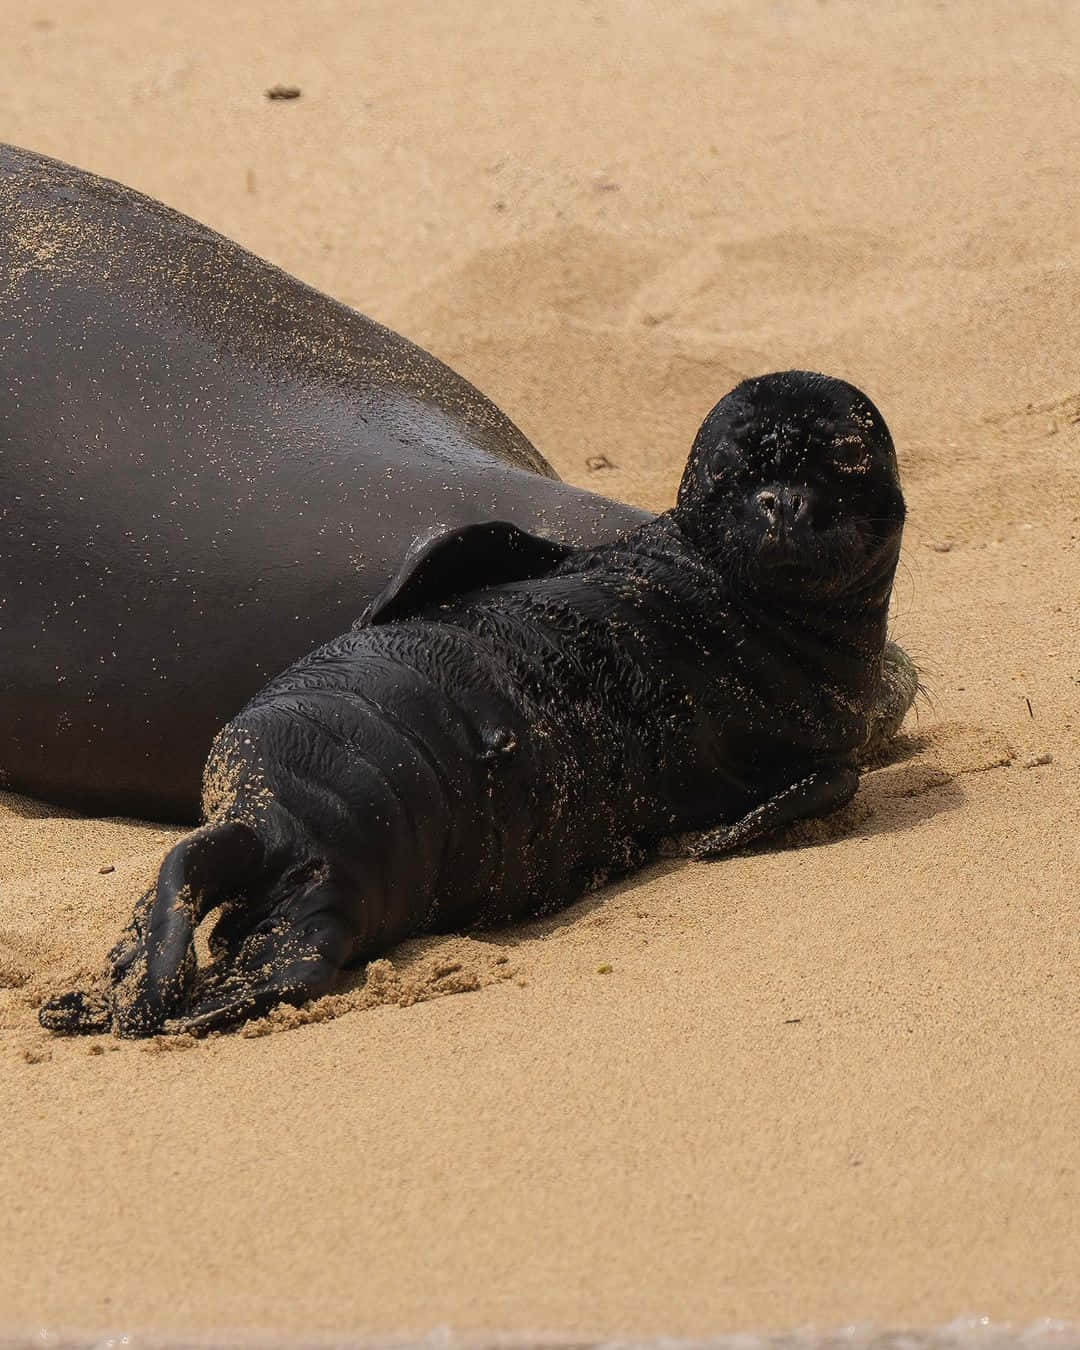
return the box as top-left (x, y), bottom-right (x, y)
top-left (1, 0), bottom-right (1077, 1342)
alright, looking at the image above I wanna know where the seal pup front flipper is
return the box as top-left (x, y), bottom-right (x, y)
top-left (668, 639), bottom-right (921, 864)
top-left (361, 520), bottom-right (574, 625)
top-left (663, 764), bottom-right (861, 861)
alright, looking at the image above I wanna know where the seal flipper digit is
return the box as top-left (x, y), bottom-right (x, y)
top-left (110, 820), bottom-right (266, 1036)
top-left (172, 879), bottom-right (355, 1035)
top-left (39, 883), bottom-right (159, 1033)
top-left (37, 989), bottom-right (112, 1035)
top-left (668, 764), bottom-right (860, 860)
top-left (361, 521), bottom-right (574, 626)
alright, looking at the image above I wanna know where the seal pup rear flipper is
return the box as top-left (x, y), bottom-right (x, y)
top-left (360, 520), bottom-right (574, 626)
top-left (39, 820), bottom-right (267, 1036)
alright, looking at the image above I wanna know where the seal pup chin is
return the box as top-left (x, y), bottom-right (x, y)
top-left (41, 370), bottom-right (909, 1039)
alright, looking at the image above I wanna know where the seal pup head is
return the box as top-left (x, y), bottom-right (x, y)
top-left (675, 370), bottom-right (905, 609)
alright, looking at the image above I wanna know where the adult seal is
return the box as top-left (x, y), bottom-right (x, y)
top-left (41, 371), bottom-right (908, 1038)
top-left (0, 144), bottom-right (648, 821)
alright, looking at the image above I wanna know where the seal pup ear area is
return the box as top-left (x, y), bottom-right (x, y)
top-left (361, 520), bottom-right (574, 626)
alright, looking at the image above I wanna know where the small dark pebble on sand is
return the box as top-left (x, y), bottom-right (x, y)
top-left (266, 85), bottom-right (301, 100)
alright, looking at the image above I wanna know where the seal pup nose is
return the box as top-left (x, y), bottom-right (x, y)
top-left (755, 486), bottom-right (809, 529)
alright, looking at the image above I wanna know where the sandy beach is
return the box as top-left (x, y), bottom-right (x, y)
top-left (1, 0), bottom-right (1077, 1342)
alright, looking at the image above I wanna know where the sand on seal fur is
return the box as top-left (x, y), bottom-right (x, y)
top-left (1, 0), bottom-right (1078, 1340)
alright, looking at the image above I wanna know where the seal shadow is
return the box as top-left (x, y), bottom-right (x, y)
top-left (781, 731), bottom-right (967, 849)
top-left (0, 789), bottom-right (83, 822)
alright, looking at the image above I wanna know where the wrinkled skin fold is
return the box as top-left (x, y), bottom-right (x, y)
top-left (41, 370), bottom-right (910, 1038)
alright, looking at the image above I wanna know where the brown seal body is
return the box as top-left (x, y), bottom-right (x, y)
top-left (0, 145), bottom-right (647, 820)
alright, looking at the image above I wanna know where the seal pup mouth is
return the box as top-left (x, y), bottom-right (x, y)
top-left (674, 369), bottom-right (905, 604)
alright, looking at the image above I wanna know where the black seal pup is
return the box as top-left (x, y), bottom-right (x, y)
top-left (0, 143), bottom-right (647, 820)
top-left (41, 370), bottom-right (906, 1038)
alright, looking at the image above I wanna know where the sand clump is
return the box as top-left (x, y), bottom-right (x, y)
top-left (235, 937), bottom-right (523, 1039)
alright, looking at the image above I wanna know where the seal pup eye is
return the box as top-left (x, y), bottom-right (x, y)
top-left (829, 431), bottom-right (872, 475)
top-left (707, 438), bottom-right (746, 483)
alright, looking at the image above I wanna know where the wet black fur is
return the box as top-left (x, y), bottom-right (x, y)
top-left (41, 370), bottom-right (905, 1037)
